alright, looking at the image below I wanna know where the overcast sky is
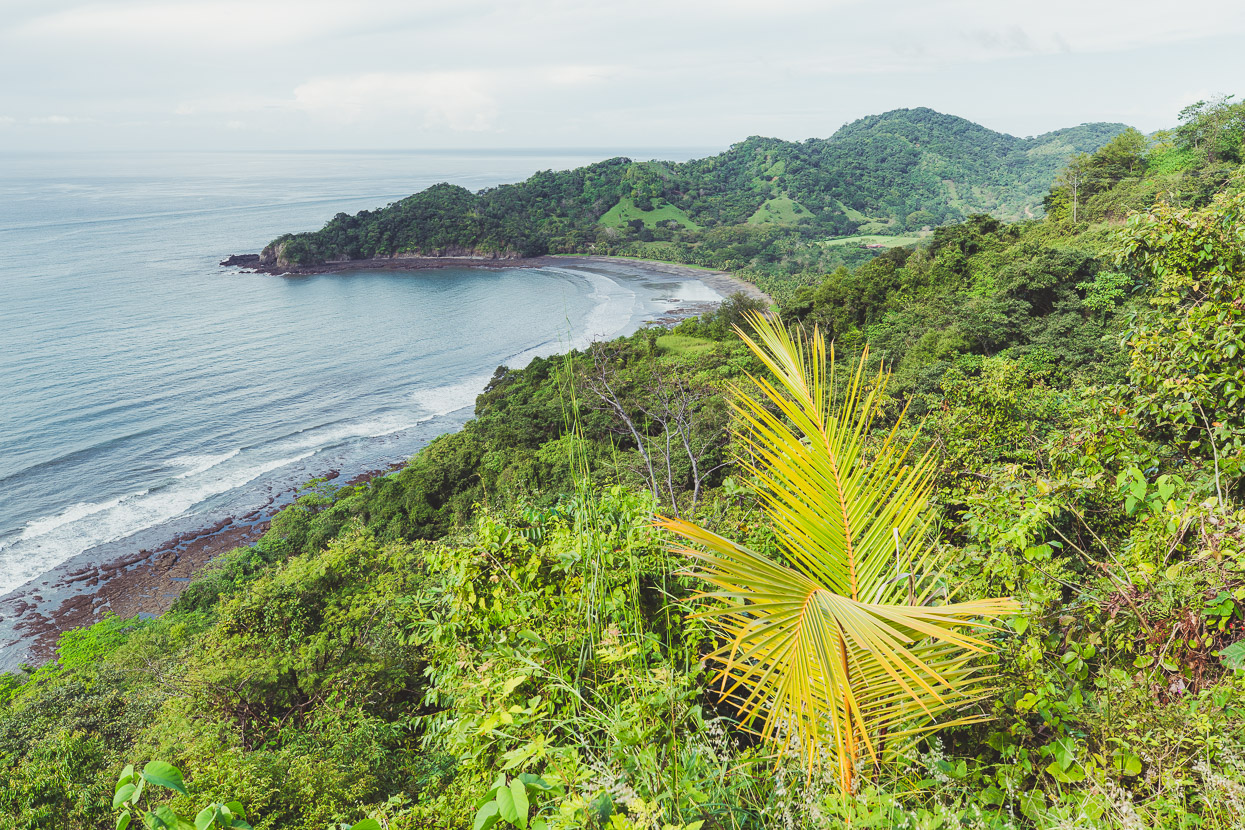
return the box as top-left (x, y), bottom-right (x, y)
top-left (2, 0), bottom-right (1243, 153)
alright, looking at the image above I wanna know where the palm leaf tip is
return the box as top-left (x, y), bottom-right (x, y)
top-left (664, 314), bottom-right (1019, 787)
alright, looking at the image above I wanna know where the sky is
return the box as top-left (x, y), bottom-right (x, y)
top-left (2, 0), bottom-right (1244, 153)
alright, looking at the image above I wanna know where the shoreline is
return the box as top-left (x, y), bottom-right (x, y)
top-left (222, 253), bottom-right (773, 306)
top-left (1, 257), bottom-right (747, 671)
top-left (0, 466), bottom-right (394, 670)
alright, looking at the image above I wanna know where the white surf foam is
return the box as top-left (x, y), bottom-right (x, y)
top-left (408, 374), bottom-right (494, 418)
top-left (666, 278), bottom-right (724, 304)
top-left (501, 267), bottom-right (638, 370)
top-left (167, 449), bottom-right (241, 479)
top-left (277, 413), bottom-right (421, 455)
top-left (0, 450), bottom-right (313, 596)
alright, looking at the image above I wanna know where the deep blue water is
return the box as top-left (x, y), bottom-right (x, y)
top-left (0, 150), bottom-right (719, 596)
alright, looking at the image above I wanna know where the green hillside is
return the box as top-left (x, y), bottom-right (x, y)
top-left (597, 196), bottom-right (699, 229)
top-left (746, 193), bottom-right (813, 225)
top-left (259, 108), bottom-right (1127, 271)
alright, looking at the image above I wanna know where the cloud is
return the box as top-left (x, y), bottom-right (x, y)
top-left (292, 72), bottom-right (498, 131)
top-left (173, 95), bottom-right (286, 116)
top-left (543, 65), bottom-right (621, 87)
top-left (29, 115), bottom-right (90, 125)
top-left (14, 0), bottom-right (494, 48)
top-left (19, 1), bottom-right (358, 45)
top-left (1, 0), bottom-right (1241, 149)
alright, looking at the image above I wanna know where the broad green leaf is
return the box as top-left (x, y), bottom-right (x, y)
top-left (1156, 475), bottom-right (1176, 501)
top-left (117, 764), bottom-right (135, 789)
top-left (195, 806), bottom-right (221, 830)
top-left (150, 805), bottom-right (182, 829)
top-left (517, 772), bottom-right (553, 791)
top-left (501, 737), bottom-right (546, 770)
top-left (496, 786), bottom-right (518, 824)
top-left (473, 801), bottom-right (501, 830)
top-left (1219, 641), bottom-right (1245, 670)
top-left (509, 778), bottom-right (530, 829)
top-left (348, 821), bottom-right (382, 830)
top-left (113, 783), bottom-right (136, 810)
top-left (1111, 750), bottom-right (1143, 777)
top-left (142, 761), bottom-right (188, 795)
top-left (501, 675), bottom-right (530, 696)
top-left (223, 803), bottom-right (244, 820)
top-left (116, 812), bottom-right (132, 830)
top-left (1019, 790), bottom-right (1045, 822)
top-left (1052, 739), bottom-right (1075, 771)
top-left (1046, 759), bottom-right (1087, 783)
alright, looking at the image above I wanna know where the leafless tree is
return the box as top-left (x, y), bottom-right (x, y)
top-left (582, 343), bottom-right (728, 517)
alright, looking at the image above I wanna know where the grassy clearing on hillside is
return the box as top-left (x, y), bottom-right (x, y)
top-left (822, 233), bottom-right (926, 248)
top-left (832, 200), bottom-right (898, 234)
top-left (656, 334), bottom-right (716, 356)
top-left (747, 193), bottom-right (813, 225)
top-left (597, 196), bottom-right (699, 229)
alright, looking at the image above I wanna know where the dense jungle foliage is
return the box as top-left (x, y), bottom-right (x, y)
top-left (4, 97), bottom-right (1245, 829)
top-left (261, 108), bottom-right (1125, 277)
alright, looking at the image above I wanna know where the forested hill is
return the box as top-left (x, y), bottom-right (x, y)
top-left (259, 108), bottom-right (1126, 270)
top-left (794, 108), bottom-right (1127, 222)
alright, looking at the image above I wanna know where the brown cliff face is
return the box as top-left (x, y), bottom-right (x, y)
top-left (257, 241), bottom-right (292, 269)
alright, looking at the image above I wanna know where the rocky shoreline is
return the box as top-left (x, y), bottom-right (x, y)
top-left (0, 466), bottom-right (398, 670)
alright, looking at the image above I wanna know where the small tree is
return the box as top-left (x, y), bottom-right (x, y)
top-left (658, 314), bottom-right (1019, 792)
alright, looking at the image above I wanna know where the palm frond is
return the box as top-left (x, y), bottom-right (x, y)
top-left (657, 312), bottom-right (1018, 789)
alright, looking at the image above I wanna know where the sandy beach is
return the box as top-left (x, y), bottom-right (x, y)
top-left (227, 252), bottom-right (773, 306)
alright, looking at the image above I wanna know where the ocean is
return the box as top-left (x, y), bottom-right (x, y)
top-left (0, 149), bottom-right (720, 601)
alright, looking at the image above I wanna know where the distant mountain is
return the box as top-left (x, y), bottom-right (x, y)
top-left (259, 108), bottom-right (1129, 269)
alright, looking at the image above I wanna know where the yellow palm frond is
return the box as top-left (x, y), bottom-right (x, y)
top-left (657, 312), bottom-right (1018, 791)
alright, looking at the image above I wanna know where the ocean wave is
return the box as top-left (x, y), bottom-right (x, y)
top-left (167, 449), bottom-right (241, 479)
top-left (497, 267), bottom-right (638, 370)
top-left (0, 451), bottom-right (313, 596)
top-left (408, 374), bottom-right (494, 418)
top-left (273, 413), bottom-right (421, 455)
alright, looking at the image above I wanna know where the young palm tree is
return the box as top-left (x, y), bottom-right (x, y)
top-left (657, 312), bottom-right (1018, 793)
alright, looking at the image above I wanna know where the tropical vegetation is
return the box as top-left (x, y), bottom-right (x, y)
top-left (3, 97), bottom-right (1245, 829)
